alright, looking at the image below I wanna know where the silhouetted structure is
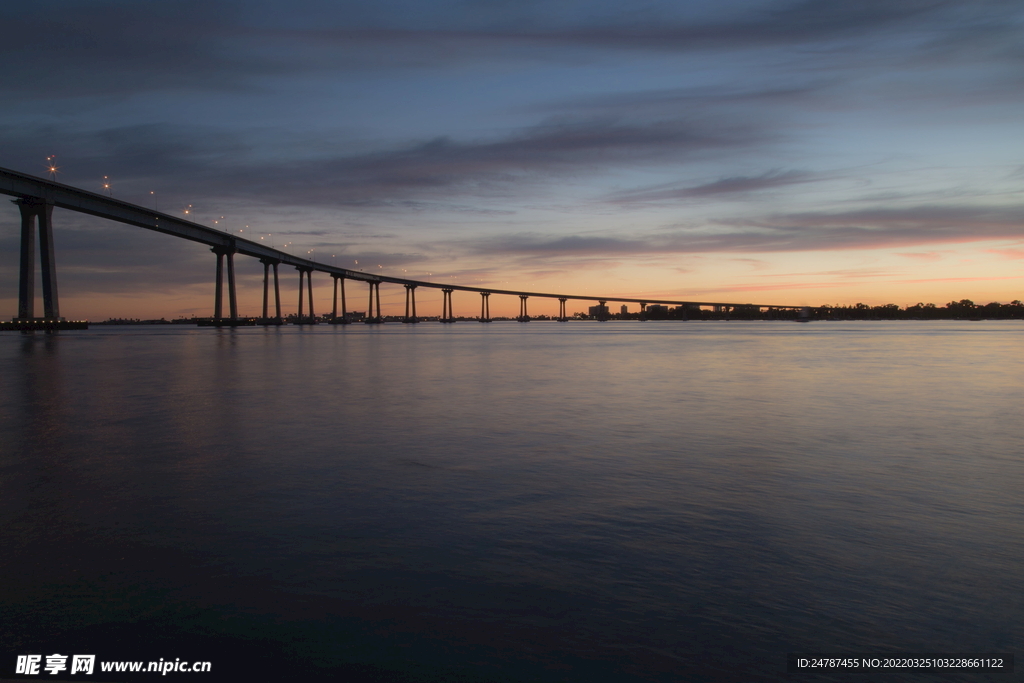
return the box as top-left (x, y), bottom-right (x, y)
top-left (5, 166), bottom-right (1010, 328)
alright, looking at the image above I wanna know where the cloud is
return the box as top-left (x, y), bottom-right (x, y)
top-left (0, 1), bottom-right (267, 98)
top-left (757, 267), bottom-right (900, 279)
top-left (0, 122), bottom-right (251, 197)
top-left (475, 234), bottom-right (651, 256)
top-left (0, 115), bottom-right (769, 207)
top-left (727, 205), bottom-right (1024, 251)
top-left (532, 84), bottom-right (829, 118)
top-left (679, 273), bottom-right (1022, 297)
top-left (897, 275), bottom-right (1022, 284)
top-left (682, 280), bottom-right (861, 295)
top-left (3, 0), bottom-right (1018, 99)
top-left (606, 170), bottom-right (820, 204)
top-left (985, 247), bottom-right (1024, 260)
top-left (471, 204), bottom-right (1024, 257)
top-left (897, 251), bottom-right (944, 261)
top-left (284, 0), bottom-right (1003, 56)
top-left (271, 118), bottom-right (764, 205)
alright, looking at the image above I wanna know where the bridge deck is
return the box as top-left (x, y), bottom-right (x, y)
top-left (1, 166), bottom-right (799, 310)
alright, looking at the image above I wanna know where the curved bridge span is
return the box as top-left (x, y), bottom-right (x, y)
top-left (1, 166), bottom-right (801, 326)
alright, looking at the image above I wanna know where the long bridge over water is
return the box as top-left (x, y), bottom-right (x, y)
top-left (1, 166), bottom-right (803, 330)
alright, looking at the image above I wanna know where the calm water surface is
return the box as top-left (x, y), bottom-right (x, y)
top-left (1, 322), bottom-right (1021, 681)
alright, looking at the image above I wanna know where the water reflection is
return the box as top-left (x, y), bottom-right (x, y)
top-left (1, 323), bottom-right (1020, 682)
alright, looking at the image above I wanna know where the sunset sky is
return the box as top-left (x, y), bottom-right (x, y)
top-left (2, 0), bottom-right (1022, 319)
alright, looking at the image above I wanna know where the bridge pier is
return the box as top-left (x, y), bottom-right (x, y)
top-left (440, 288), bottom-right (455, 322)
top-left (3, 197), bottom-right (85, 331)
top-left (404, 284), bottom-right (419, 323)
top-left (295, 266), bottom-right (316, 324)
top-left (517, 295), bottom-right (530, 322)
top-left (207, 244), bottom-right (241, 325)
top-left (306, 268), bottom-right (314, 322)
top-left (210, 245), bottom-right (238, 322)
top-left (597, 299), bottom-right (608, 322)
top-left (365, 281), bottom-right (382, 323)
top-left (259, 258), bottom-right (282, 324)
top-left (340, 276), bottom-right (347, 322)
top-left (262, 260), bottom-right (270, 319)
top-left (227, 250), bottom-right (238, 320)
top-left (15, 198), bottom-right (60, 322)
top-left (557, 297), bottom-right (567, 321)
top-left (330, 274), bottom-right (349, 324)
top-left (273, 261), bottom-right (282, 322)
top-left (639, 302), bottom-right (647, 321)
top-left (479, 292), bottom-right (491, 322)
top-left (213, 250), bottom-right (223, 320)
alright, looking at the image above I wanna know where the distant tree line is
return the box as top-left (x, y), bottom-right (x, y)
top-left (811, 299), bottom-right (1024, 320)
top-left (590, 299), bottom-right (1024, 321)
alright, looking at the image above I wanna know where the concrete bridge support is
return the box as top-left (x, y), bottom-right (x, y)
top-left (214, 250), bottom-right (224, 320)
top-left (517, 295), bottom-right (530, 322)
top-left (227, 250), bottom-right (238, 320)
top-left (260, 258), bottom-right (282, 323)
top-left (261, 259), bottom-right (270, 319)
top-left (598, 299), bottom-right (608, 322)
top-left (15, 198), bottom-right (59, 321)
top-left (295, 266), bottom-right (315, 324)
top-left (305, 269), bottom-right (314, 321)
top-left (331, 274), bottom-right (349, 324)
top-left (639, 302), bottom-right (647, 321)
top-left (211, 245), bottom-right (237, 321)
top-left (339, 276), bottom-right (347, 322)
top-left (365, 281), bottom-right (382, 323)
top-left (273, 262), bottom-right (281, 322)
top-left (558, 297), bottom-right (567, 322)
top-left (479, 292), bottom-right (491, 322)
top-left (404, 284), bottom-right (419, 323)
top-left (440, 288), bottom-right (455, 322)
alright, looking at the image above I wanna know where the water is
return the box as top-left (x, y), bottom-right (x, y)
top-left (1, 322), bottom-right (1021, 681)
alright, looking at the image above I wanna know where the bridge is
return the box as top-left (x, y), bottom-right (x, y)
top-left (1, 166), bottom-right (802, 329)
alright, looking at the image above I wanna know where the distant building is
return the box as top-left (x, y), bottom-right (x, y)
top-left (647, 304), bottom-right (668, 315)
top-left (588, 304), bottom-right (609, 318)
top-left (620, 304), bottom-right (628, 315)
